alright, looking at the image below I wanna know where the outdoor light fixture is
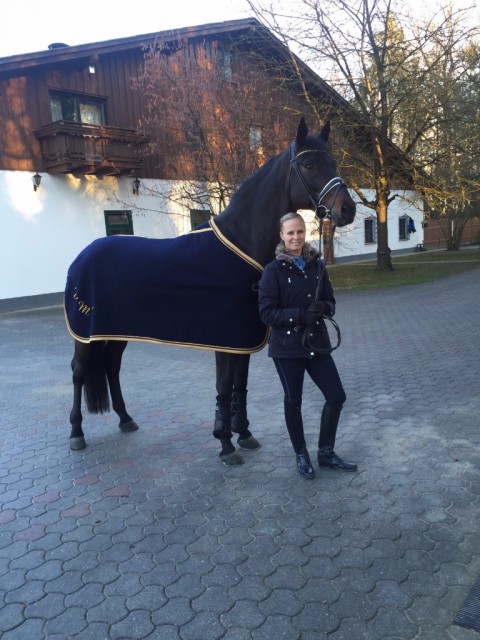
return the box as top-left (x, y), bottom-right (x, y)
top-left (88, 54), bottom-right (98, 74)
top-left (33, 172), bottom-right (42, 191)
top-left (132, 177), bottom-right (141, 195)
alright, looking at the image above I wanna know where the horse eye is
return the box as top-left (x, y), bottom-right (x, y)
top-left (303, 162), bottom-right (314, 170)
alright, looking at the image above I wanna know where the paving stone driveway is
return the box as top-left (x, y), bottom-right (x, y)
top-left (0, 269), bottom-right (479, 640)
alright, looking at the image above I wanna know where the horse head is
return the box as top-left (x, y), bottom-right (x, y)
top-left (215, 118), bottom-right (356, 266)
top-left (289, 118), bottom-right (356, 227)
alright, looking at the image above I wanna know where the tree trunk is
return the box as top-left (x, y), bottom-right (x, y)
top-left (322, 220), bottom-right (335, 264)
top-left (376, 193), bottom-right (393, 271)
top-left (440, 216), bottom-right (468, 250)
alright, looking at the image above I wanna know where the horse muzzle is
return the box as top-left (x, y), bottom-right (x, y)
top-left (315, 178), bottom-right (356, 227)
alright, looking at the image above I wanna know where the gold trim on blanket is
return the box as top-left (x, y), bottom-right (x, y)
top-left (64, 306), bottom-right (269, 354)
top-left (209, 219), bottom-right (264, 273)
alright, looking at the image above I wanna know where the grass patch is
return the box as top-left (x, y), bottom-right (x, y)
top-left (329, 249), bottom-right (480, 290)
top-left (395, 249), bottom-right (480, 263)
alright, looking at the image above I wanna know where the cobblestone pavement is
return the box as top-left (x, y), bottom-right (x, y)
top-left (0, 269), bottom-right (479, 640)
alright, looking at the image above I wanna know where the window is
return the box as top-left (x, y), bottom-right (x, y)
top-left (190, 209), bottom-right (211, 230)
top-left (50, 91), bottom-right (106, 125)
top-left (217, 46), bottom-right (233, 81)
top-left (104, 210), bottom-right (133, 236)
top-left (185, 125), bottom-right (202, 150)
top-left (249, 126), bottom-right (263, 153)
top-left (399, 216), bottom-right (410, 241)
top-left (184, 114), bottom-right (202, 149)
top-left (364, 217), bottom-right (377, 244)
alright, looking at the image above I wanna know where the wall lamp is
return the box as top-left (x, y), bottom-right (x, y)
top-left (132, 177), bottom-right (141, 195)
top-left (33, 172), bottom-right (42, 191)
top-left (88, 54), bottom-right (98, 74)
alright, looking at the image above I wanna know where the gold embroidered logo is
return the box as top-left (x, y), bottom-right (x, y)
top-left (73, 289), bottom-right (93, 316)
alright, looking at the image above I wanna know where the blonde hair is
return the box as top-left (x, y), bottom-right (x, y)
top-left (279, 212), bottom-right (305, 231)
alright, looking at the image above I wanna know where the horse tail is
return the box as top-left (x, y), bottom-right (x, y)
top-left (84, 341), bottom-right (110, 414)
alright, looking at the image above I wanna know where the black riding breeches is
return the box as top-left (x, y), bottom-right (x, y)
top-left (273, 354), bottom-right (346, 409)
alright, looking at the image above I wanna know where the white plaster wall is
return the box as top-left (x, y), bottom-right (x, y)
top-left (333, 190), bottom-right (424, 259)
top-left (1, 173), bottom-right (425, 302)
top-left (0, 171), bottom-right (193, 300)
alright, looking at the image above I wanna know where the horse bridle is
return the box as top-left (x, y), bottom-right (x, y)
top-left (289, 143), bottom-right (346, 224)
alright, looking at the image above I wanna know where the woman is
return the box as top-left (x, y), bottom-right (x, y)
top-left (258, 212), bottom-right (357, 479)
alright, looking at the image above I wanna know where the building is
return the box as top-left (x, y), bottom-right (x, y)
top-left (0, 18), bottom-right (424, 312)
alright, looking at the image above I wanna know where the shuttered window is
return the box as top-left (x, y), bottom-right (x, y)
top-left (104, 210), bottom-right (134, 236)
top-left (364, 217), bottom-right (377, 244)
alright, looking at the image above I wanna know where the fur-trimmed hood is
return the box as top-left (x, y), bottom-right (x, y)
top-left (275, 241), bottom-right (319, 263)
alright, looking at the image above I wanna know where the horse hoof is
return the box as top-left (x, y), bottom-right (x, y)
top-left (237, 435), bottom-right (261, 450)
top-left (70, 436), bottom-right (86, 450)
top-left (119, 420), bottom-right (139, 433)
top-left (220, 451), bottom-right (244, 466)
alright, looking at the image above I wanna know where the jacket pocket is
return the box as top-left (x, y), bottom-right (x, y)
top-left (281, 327), bottom-right (297, 348)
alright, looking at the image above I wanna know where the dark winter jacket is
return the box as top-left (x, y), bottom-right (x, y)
top-left (259, 242), bottom-right (336, 358)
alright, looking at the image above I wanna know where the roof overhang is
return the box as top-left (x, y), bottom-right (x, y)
top-left (0, 18), bottom-right (263, 74)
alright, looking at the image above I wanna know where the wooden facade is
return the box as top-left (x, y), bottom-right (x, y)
top-left (424, 218), bottom-right (480, 250)
top-left (0, 43), bottom-right (148, 175)
top-left (0, 20), bottom-right (328, 181)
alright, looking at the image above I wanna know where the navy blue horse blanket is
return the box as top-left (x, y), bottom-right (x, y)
top-left (64, 220), bottom-right (268, 354)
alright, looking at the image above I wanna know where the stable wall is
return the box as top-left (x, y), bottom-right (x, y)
top-left (0, 171), bottom-right (193, 310)
top-left (333, 190), bottom-right (424, 260)
top-left (1, 173), bottom-right (424, 311)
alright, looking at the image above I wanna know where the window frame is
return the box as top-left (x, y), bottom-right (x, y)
top-left (399, 215), bottom-right (410, 241)
top-left (190, 209), bottom-right (212, 230)
top-left (50, 89), bottom-right (106, 125)
top-left (104, 210), bottom-right (134, 236)
top-left (217, 45), bottom-right (233, 81)
top-left (364, 216), bottom-right (377, 245)
top-left (249, 125), bottom-right (263, 154)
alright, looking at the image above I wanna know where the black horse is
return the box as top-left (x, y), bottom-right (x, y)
top-left (66, 118), bottom-right (356, 465)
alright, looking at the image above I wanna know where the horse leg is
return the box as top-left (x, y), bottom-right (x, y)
top-left (231, 354), bottom-right (261, 450)
top-left (214, 352), bottom-right (243, 466)
top-left (69, 341), bottom-right (89, 450)
top-left (104, 341), bottom-right (139, 433)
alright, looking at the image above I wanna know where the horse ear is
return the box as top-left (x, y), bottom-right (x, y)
top-left (320, 120), bottom-right (331, 143)
top-left (296, 117), bottom-right (309, 145)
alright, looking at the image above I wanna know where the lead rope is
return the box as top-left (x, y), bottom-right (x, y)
top-left (301, 219), bottom-right (341, 354)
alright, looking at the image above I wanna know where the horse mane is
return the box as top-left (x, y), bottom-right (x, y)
top-left (221, 150), bottom-right (288, 215)
top-left (213, 129), bottom-right (341, 266)
top-left (221, 132), bottom-right (328, 215)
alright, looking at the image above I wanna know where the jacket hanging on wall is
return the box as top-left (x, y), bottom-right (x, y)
top-left (408, 217), bottom-right (417, 233)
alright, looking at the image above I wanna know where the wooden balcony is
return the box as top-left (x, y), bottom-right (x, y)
top-left (34, 121), bottom-right (148, 175)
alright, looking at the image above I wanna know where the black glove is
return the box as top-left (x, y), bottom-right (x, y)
top-left (303, 300), bottom-right (328, 326)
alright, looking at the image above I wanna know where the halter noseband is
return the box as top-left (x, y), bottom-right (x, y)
top-left (289, 143), bottom-right (346, 223)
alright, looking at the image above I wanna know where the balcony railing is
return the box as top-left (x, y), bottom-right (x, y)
top-left (34, 121), bottom-right (148, 175)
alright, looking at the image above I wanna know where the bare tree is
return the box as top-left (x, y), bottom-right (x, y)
top-left (406, 23), bottom-right (480, 249)
top-left (248, 0), bottom-right (480, 269)
top-left (139, 36), bottom-right (296, 217)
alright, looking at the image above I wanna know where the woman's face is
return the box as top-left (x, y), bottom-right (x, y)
top-left (280, 218), bottom-right (306, 256)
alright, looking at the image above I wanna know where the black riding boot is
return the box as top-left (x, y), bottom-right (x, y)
top-left (231, 390), bottom-right (261, 450)
top-left (317, 403), bottom-right (357, 472)
top-left (213, 401), bottom-right (243, 466)
top-left (284, 399), bottom-right (314, 479)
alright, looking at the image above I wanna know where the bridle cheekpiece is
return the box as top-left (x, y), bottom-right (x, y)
top-left (289, 143), bottom-right (346, 224)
